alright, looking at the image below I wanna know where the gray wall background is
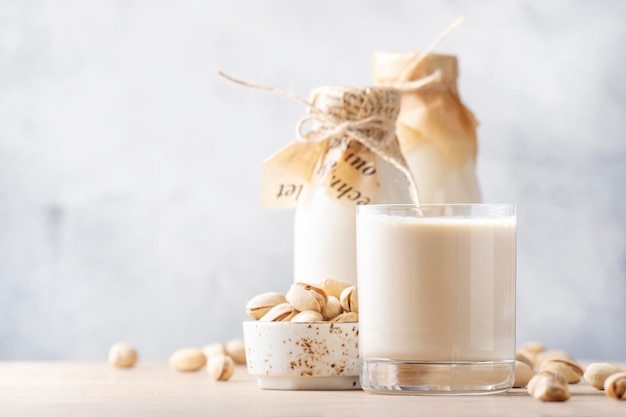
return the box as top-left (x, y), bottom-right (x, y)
top-left (1, 0), bottom-right (625, 361)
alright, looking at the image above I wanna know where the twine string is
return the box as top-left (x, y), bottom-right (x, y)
top-left (217, 70), bottom-right (420, 203)
top-left (217, 71), bottom-right (398, 148)
top-left (395, 16), bottom-right (465, 91)
top-left (296, 114), bottom-right (396, 144)
top-left (217, 15), bottom-right (464, 136)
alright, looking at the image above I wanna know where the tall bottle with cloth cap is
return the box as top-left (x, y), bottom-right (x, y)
top-left (372, 52), bottom-right (481, 203)
top-left (261, 86), bottom-right (417, 285)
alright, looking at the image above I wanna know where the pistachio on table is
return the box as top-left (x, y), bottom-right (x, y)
top-left (527, 370), bottom-right (570, 402)
top-left (516, 341), bottom-right (545, 369)
top-left (604, 371), bottom-right (626, 400)
top-left (202, 342), bottom-right (226, 360)
top-left (169, 348), bottom-right (207, 372)
top-left (515, 351), bottom-right (534, 369)
top-left (224, 339), bottom-right (246, 365)
top-left (539, 358), bottom-right (584, 384)
top-left (108, 342), bottom-right (138, 368)
top-left (584, 363), bottom-right (623, 390)
top-left (534, 349), bottom-right (574, 370)
top-left (207, 353), bottom-right (235, 381)
top-left (513, 360), bottom-right (534, 388)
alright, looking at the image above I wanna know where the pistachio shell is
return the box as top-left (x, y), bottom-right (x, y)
top-left (286, 285), bottom-right (321, 312)
top-left (331, 311), bottom-right (358, 322)
top-left (513, 360), bottom-right (534, 388)
top-left (519, 341), bottom-right (545, 355)
top-left (584, 363), bottom-right (623, 390)
top-left (339, 286), bottom-right (358, 313)
top-left (528, 370), bottom-right (570, 402)
top-left (291, 310), bottom-right (324, 323)
top-left (224, 339), bottom-right (246, 365)
top-left (108, 342), bottom-right (138, 368)
top-left (321, 296), bottom-right (342, 321)
top-left (294, 282), bottom-right (327, 310)
top-left (320, 278), bottom-right (352, 299)
top-left (259, 302), bottom-right (297, 322)
top-left (516, 342), bottom-right (545, 368)
top-left (245, 292), bottom-right (287, 320)
top-left (540, 359), bottom-right (584, 384)
top-left (535, 349), bottom-right (574, 370)
top-left (515, 351), bottom-right (534, 368)
top-left (169, 348), bottom-right (207, 372)
top-left (202, 342), bottom-right (225, 360)
top-left (604, 371), bottom-right (626, 400)
top-left (207, 353), bottom-right (235, 381)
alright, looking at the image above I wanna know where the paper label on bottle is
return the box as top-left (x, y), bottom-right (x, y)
top-left (261, 140), bottom-right (327, 209)
top-left (261, 137), bottom-right (379, 210)
top-left (317, 139), bottom-right (379, 208)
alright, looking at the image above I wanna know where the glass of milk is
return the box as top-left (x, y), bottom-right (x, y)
top-left (356, 204), bottom-right (516, 394)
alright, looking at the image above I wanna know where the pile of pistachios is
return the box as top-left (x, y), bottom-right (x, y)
top-left (514, 341), bottom-right (625, 402)
top-left (245, 278), bottom-right (358, 323)
top-left (107, 339), bottom-right (247, 382)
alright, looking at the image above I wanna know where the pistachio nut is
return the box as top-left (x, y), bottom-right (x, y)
top-left (224, 339), bottom-right (246, 365)
top-left (294, 282), bottom-right (327, 310)
top-left (320, 278), bottom-right (352, 299)
top-left (516, 341), bottom-right (545, 367)
top-left (515, 351), bottom-right (534, 368)
top-left (604, 371), bottom-right (626, 400)
top-left (527, 370), bottom-right (570, 402)
top-left (169, 348), bottom-right (207, 372)
top-left (291, 310), bottom-right (324, 323)
top-left (207, 353), bottom-right (235, 381)
top-left (534, 349), bottom-right (574, 370)
top-left (339, 286), bottom-right (358, 313)
top-left (202, 342), bottom-right (225, 360)
top-left (513, 360), bottom-right (534, 388)
top-left (259, 302), bottom-right (297, 322)
top-left (519, 341), bottom-right (545, 355)
top-left (245, 292), bottom-right (287, 320)
top-left (108, 342), bottom-right (138, 368)
top-left (584, 363), bottom-right (623, 390)
top-left (286, 285), bottom-right (322, 312)
top-left (331, 311), bottom-right (358, 322)
top-left (540, 359), bottom-right (584, 384)
top-left (321, 296), bottom-right (342, 321)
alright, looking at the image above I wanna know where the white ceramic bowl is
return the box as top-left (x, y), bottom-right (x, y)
top-left (243, 321), bottom-right (360, 390)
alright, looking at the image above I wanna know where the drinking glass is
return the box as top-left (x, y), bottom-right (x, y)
top-left (356, 204), bottom-right (516, 394)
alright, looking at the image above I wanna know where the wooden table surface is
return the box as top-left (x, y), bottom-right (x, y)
top-left (1, 362), bottom-right (624, 416)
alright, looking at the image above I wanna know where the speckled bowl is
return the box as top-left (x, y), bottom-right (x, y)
top-left (243, 321), bottom-right (360, 390)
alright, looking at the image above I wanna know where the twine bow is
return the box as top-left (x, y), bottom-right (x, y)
top-left (218, 71), bottom-right (420, 204)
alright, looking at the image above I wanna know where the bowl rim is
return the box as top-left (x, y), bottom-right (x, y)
top-left (243, 320), bottom-right (358, 327)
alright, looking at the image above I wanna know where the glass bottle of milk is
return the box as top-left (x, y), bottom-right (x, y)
top-left (372, 52), bottom-right (481, 203)
top-left (262, 86), bottom-right (416, 285)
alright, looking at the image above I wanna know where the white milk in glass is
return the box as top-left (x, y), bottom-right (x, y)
top-left (356, 205), bottom-right (516, 394)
